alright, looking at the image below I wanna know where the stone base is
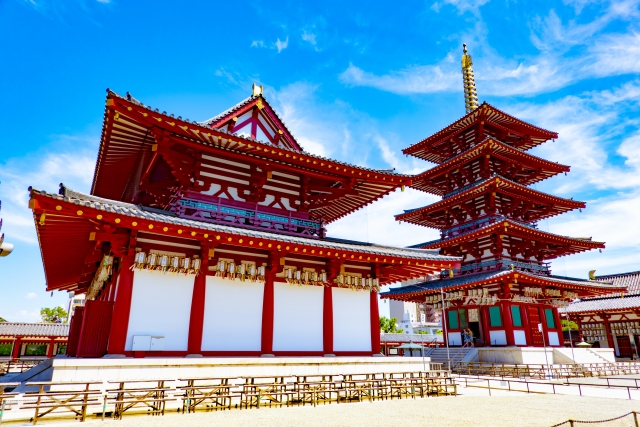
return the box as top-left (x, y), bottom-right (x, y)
top-left (47, 356), bottom-right (433, 383)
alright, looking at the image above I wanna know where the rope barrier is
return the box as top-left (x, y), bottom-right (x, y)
top-left (550, 410), bottom-right (639, 427)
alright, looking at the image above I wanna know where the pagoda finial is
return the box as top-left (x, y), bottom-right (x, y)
top-left (462, 44), bottom-right (479, 114)
top-left (252, 83), bottom-right (263, 97)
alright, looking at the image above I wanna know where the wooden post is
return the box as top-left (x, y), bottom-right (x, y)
top-left (11, 337), bottom-right (21, 360)
top-left (323, 286), bottom-right (334, 356)
top-left (502, 284), bottom-right (515, 346)
top-left (187, 251), bottom-right (209, 355)
top-left (261, 252), bottom-right (278, 356)
top-left (370, 290), bottom-right (381, 355)
top-left (603, 315), bottom-right (616, 352)
top-left (46, 338), bottom-right (55, 358)
top-left (107, 254), bottom-right (135, 355)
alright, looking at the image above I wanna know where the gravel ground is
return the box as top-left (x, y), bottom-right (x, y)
top-left (22, 393), bottom-right (640, 427)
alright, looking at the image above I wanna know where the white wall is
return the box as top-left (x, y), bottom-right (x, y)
top-left (273, 282), bottom-right (324, 351)
top-left (332, 288), bottom-right (371, 352)
top-left (514, 330), bottom-right (527, 345)
top-left (490, 330), bottom-right (507, 345)
top-left (126, 270), bottom-right (194, 351)
top-left (201, 276), bottom-right (264, 351)
top-left (448, 332), bottom-right (462, 346)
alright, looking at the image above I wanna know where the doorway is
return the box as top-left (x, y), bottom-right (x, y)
top-left (527, 307), bottom-right (544, 346)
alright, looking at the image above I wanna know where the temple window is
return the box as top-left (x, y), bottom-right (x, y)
top-left (489, 306), bottom-right (502, 327)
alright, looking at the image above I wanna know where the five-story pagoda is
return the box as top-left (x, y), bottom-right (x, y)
top-left (381, 45), bottom-right (625, 348)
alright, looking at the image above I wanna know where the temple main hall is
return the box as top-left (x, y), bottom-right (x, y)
top-left (28, 85), bottom-right (460, 358)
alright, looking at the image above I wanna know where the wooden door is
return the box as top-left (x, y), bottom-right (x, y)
top-left (617, 336), bottom-right (631, 357)
top-left (527, 307), bottom-right (544, 346)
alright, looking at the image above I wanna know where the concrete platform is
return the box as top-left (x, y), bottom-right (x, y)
top-left (46, 356), bottom-right (432, 383)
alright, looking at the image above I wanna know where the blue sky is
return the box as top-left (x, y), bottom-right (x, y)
top-left (1, 0), bottom-right (639, 322)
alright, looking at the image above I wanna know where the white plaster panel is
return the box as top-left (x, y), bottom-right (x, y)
top-left (548, 331), bottom-right (560, 346)
top-left (490, 330), bottom-right (507, 345)
top-left (514, 330), bottom-right (527, 346)
top-left (448, 332), bottom-right (462, 346)
top-left (332, 288), bottom-right (371, 352)
top-left (202, 276), bottom-right (264, 351)
top-left (273, 282), bottom-right (324, 351)
top-left (126, 270), bottom-right (194, 351)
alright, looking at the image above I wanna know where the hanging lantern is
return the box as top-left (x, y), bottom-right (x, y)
top-left (319, 271), bottom-right (327, 283)
top-left (133, 251), bottom-right (146, 269)
top-left (192, 257), bottom-right (201, 274)
top-left (237, 263), bottom-right (246, 281)
top-left (216, 260), bottom-right (227, 277)
top-left (257, 265), bottom-right (266, 281)
top-left (146, 253), bottom-right (158, 270)
top-left (158, 255), bottom-right (170, 271)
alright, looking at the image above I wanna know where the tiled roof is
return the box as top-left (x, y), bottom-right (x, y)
top-left (0, 322), bottom-right (69, 337)
top-left (596, 271), bottom-right (640, 293)
top-left (33, 186), bottom-right (461, 264)
top-left (381, 268), bottom-right (621, 298)
top-left (565, 292), bottom-right (640, 314)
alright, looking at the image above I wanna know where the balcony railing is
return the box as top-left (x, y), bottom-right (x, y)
top-left (453, 259), bottom-right (550, 276)
top-left (171, 197), bottom-right (325, 238)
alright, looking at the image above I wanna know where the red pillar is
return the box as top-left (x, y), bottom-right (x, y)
top-left (187, 254), bottom-right (209, 355)
top-left (46, 338), bottom-right (55, 358)
top-left (502, 302), bottom-right (515, 346)
top-left (323, 286), bottom-right (334, 355)
top-left (107, 255), bottom-right (135, 355)
top-left (11, 338), bottom-right (21, 360)
top-left (481, 306), bottom-right (492, 346)
top-left (261, 256), bottom-right (277, 355)
top-left (603, 315), bottom-right (615, 350)
top-left (370, 290), bottom-right (381, 355)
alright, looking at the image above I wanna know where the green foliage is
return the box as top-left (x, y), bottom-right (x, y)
top-left (0, 342), bottom-right (12, 356)
top-left (436, 329), bottom-right (443, 335)
top-left (562, 319), bottom-right (579, 331)
top-left (414, 330), bottom-right (431, 334)
top-left (379, 316), bottom-right (403, 334)
top-left (0, 316), bottom-right (6, 322)
top-left (40, 306), bottom-right (68, 324)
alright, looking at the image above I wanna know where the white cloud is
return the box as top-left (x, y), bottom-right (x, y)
top-left (0, 139), bottom-right (96, 245)
top-left (275, 36), bottom-right (289, 53)
top-left (341, 2), bottom-right (640, 97)
top-left (25, 292), bottom-right (38, 299)
top-left (96, 0), bottom-right (111, 3)
top-left (340, 63), bottom-right (458, 95)
top-left (250, 40), bottom-right (265, 48)
top-left (443, 0), bottom-right (490, 15)
top-left (302, 30), bottom-right (316, 46)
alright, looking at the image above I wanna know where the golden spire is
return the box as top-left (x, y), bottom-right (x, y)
top-left (462, 44), bottom-right (479, 114)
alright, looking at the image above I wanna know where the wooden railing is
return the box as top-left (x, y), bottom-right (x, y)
top-left (0, 369), bottom-right (456, 423)
top-left (456, 362), bottom-right (640, 379)
top-left (0, 359), bottom-right (44, 377)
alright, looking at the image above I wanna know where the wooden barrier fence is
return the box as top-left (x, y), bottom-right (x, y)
top-left (0, 370), bottom-right (456, 424)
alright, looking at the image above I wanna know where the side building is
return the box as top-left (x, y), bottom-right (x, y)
top-left (29, 86), bottom-right (460, 358)
top-left (566, 270), bottom-right (640, 358)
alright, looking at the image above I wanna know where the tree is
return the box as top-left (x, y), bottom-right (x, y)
top-left (561, 319), bottom-right (578, 331)
top-left (40, 306), bottom-right (68, 324)
top-left (379, 316), bottom-right (403, 334)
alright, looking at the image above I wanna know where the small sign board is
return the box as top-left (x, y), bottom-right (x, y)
top-left (538, 323), bottom-right (543, 332)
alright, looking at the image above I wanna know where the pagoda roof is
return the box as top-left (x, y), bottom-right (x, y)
top-left (29, 187), bottom-right (461, 293)
top-left (565, 292), bottom-right (640, 314)
top-left (414, 218), bottom-right (604, 255)
top-left (410, 138), bottom-right (570, 195)
top-left (381, 268), bottom-right (625, 301)
top-left (91, 90), bottom-right (410, 223)
top-left (403, 103), bottom-right (558, 163)
top-left (396, 175), bottom-right (585, 228)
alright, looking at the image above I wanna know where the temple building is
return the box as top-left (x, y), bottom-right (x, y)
top-left (381, 45), bottom-right (625, 348)
top-left (566, 270), bottom-right (640, 358)
top-left (0, 323), bottom-right (69, 359)
top-left (28, 85), bottom-right (460, 358)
